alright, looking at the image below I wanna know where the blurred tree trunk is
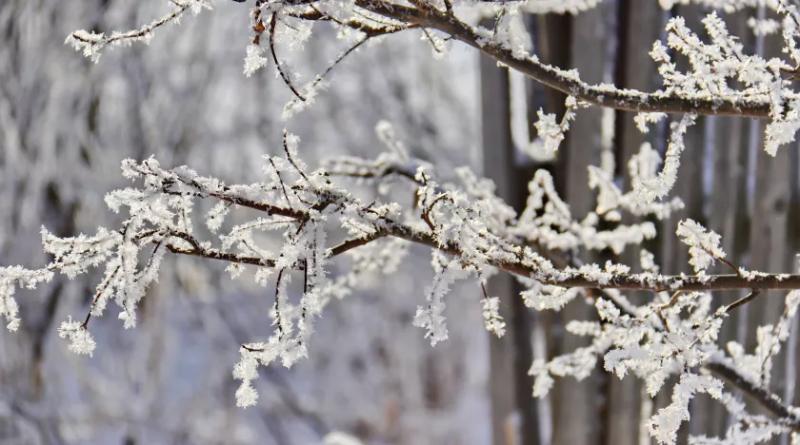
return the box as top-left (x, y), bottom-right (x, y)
top-left (527, 12), bottom-right (573, 444)
top-left (609, 1), bottom-right (665, 443)
top-left (481, 47), bottom-right (539, 445)
top-left (659, 7), bottom-right (707, 444)
top-left (544, 3), bottom-right (616, 444)
top-left (703, 9), bottom-right (754, 438)
top-left (787, 118), bottom-right (800, 438)
top-left (745, 113), bottom-right (793, 426)
top-left (661, 2), bottom-right (706, 276)
top-left (742, 14), bottom-right (794, 443)
top-left (615, 0), bottom-right (664, 173)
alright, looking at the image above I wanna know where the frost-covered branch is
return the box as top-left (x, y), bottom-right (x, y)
top-left (3, 127), bottom-right (799, 422)
top-left (353, 0), bottom-right (773, 115)
top-left (65, 0), bottom-right (212, 62)
top-left (307, 0), bottom-right (800, 155)
top-left (705, 361), bottom-right (800, 430)
top-left (65, 0), bottom-right (800, 156)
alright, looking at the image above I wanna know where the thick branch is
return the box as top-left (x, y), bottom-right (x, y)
top-left (393, 230), bottom-right (800, 291)
top-left (355, 0), bottom-right (771, 117)
top-left (163, 210), bottom-right (800, 292)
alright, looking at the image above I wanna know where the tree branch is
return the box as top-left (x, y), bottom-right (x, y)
top-left (353, 0), bottom-right (771, 117)
top-left (704, 361), bottom-right (800, 430)
top-left (161, 204), bottom-right (800, 293)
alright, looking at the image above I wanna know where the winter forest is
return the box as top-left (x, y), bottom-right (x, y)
top-left (6, 0), bottom-right (800, 444)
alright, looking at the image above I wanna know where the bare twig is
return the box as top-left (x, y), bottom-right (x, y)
top-left (269, 13), bottom-right (307, 101)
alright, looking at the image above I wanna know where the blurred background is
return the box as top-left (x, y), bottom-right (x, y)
top-left (1, 1), bottom-right (799, 444)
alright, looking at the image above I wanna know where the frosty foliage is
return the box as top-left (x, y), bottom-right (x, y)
top-left (676, 219), bottom-right (726, 273)
top-left (530, 96), bottom-right (582, 157)
top-left (481, 295), bottom-right (507, 338)
top-left (648, 374), bottom-right (724, 444)
top-left (65, 0), bottom-right (212, 63)
top-left (413, 256), bottom-right (461, 346)
top-left (652, 9), bottom-right (800, 156)
top-left (588, 141), bottom-right (685, 220)
top-left (243, 44), bottom-right (268, 77)
top-left (0, 266), bottom-right (53, 331)
top-left (631, 115), bottom-right (696, 207)
top-left (11, 0), bottom-right (800, 443)
top-left (517, 168), bottom-right (660, 254)
top-left (58, 317), bottom-right (98, 356)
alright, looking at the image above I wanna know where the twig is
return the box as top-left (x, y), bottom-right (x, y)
top-left (269, 14), bottom-right (306, 101)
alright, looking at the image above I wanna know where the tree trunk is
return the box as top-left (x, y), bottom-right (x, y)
top-left (609, 1), bottom-right (665, 443)
top-left (481, 49), bottom-right (540, 445)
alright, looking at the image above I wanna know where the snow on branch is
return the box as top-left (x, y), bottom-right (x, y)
top-left (0, 266), bottom-right (53, 332)
top-left (66, 0), bottom-right (212, 62)
top-left (676, 219), bottom-right (727, 274)
top-left (631, 115), bottom-right (695, 207)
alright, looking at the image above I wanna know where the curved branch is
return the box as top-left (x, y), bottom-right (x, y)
top-left (162, 207), bottom-right (800, 293)
top-left (704, 361), bottom-right (800, 430)
top-left (355, 0), bottom-right (771, 117)
top-left (269, 14), bottom-right (307, 101)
